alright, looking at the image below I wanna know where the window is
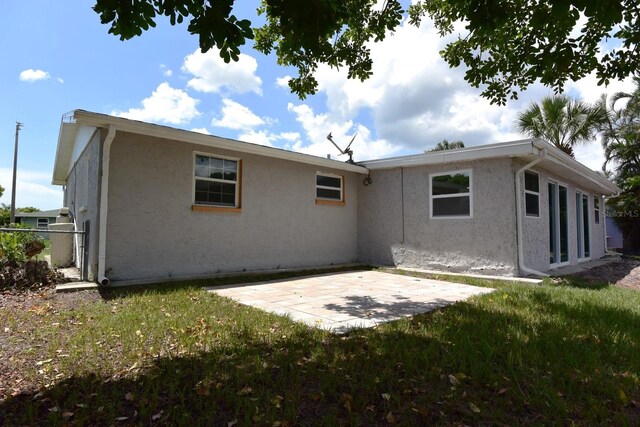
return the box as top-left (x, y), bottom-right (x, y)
top-left (430, 170), bottom-right (472, 218)
top-left (316, 172), bottom-right (344, 205)
top-left (37, 218), bottom-right (49, 229)
top-left (194, 154), bottom-right (240, 209)
top-left (524, 171), bottom-right (540, 217)
top-left (594, 196), bottom-right (600, 224)
top-left (549, 182), bottom-right (569, 265)
top-left (576, 191), bottom-right (590, 259)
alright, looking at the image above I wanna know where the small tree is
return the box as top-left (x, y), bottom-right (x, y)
top-left (429, 140), bottom-right (465, 152)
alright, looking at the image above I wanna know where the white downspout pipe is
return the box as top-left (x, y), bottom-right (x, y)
top-left (98, 125), bottom-right (116, 286)
top-left (515, 149), bottom-right (549, 277)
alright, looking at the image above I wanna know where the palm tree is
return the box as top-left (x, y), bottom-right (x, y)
top-left (516, 95), bottom-right (605, 157)
top-left (598, 78), bottom-right (640, 250)
top-left (429, 139), bottom-right (465, 151)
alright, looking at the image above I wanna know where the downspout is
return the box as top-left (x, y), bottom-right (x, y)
top-left (97, 125), bottom-right (116, 286)
top-left (515, 148), bottom-right (549, 277)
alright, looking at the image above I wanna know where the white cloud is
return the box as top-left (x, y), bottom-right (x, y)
top-left (159, 64), bottom-right (173, 77)
top-left (286, 103), bottom-right (398, 161)
top-left (182, 49), bottom-right (262, 95)
top-left (191, 127), bottom-right (210, 135)
top-left (111, 82), bottom-right (201, 125)
top-left (19, 69), bottom-right (51, 82)
top-left (237, 130), bottom-right (303, 148)
top-left (211, 99), bottom-right (265, 130)
top-left (0, 168), bottom-right (62, 210)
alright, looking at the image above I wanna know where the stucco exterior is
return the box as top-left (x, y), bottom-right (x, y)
top-left (63, 129), bottom-right (102, 280)
top-left (103, 131), bottom-right (359, 282)
top-left (520, 161), bottom-right (606, 272)
top-left (358, 158), bottom-right (519, 275)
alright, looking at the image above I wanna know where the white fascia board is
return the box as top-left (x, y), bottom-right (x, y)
top-left (51, 121), bottom-right (78, 185)
top-left (532, 139), bottom-right (620, 195)
top-left (71, 110), bottom-right (369, 175)
top-left (362, 139), bottom-right (539, 170)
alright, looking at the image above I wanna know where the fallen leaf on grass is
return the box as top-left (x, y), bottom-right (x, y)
top-left (448, 375), bottom-right (460, 386)
top-left (386, 411), bottom-right (395, 423)
top-left (238, 386), bottom-right (253, 396)
top-left (125, 392), bottom-right (135, 401)
top-left (227, 420), bottom-right (238, 427)
top-left (498, 388), bottom-right (508, 395)
top-left (152, 410), bottom-right (164, 421)
top-left (115, 416), bottom-right (129, 421)
top-left (62, 411), bottom-right (74, 418)
top-left (381, 393), bottom-right (391, 401)
top-left (469, 402), bottom-right (481, 413)
top-left (341, 393), bottom-right (352, 412)
top-left (36, 359), bottom-right (53, 366)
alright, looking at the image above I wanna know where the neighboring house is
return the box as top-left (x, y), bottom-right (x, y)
top-left (15, 209), bottom-right (59, 239)
top-left (605, 217), bottom-right (624, 251)
top-left (52, 110), bottom-right (620, 285)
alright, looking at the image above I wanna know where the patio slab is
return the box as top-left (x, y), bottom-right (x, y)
top-left (206, 270), bottom-right (493, 333)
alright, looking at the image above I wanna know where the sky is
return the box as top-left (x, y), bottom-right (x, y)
top-left (0, 0), bottom-right (635, 211)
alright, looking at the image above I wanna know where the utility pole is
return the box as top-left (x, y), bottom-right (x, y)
top-left (9, 122), bottom-right (23, 224)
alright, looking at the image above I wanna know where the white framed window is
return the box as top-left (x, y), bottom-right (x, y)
top-left (576, 190), bottom-right (591, 260)
top-left (594, 196), bottom-right (600, 224)
top-left (316, 172), bottom-right (344, 205)
top-left (193, 153), bottom-right (241, 208)
top-left (429, 169), bottom-right (472, 218)
top-left (37, 218), bottom-right (49, 229)
top-left (524, 170), bottom-right (540, 217)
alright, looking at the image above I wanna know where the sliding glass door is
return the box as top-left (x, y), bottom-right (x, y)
top-left (549, 182), bottom-right (569, 266)
top-left (576, 192), bottom-right (590, 259)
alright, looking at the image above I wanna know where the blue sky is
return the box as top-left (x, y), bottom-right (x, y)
top-left (0, 0), bottom-right (633, 210)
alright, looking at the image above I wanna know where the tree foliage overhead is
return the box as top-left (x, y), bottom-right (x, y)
top-left (515, 95), bottom-right (605, 157)
top-left (93, 0), bottom-right (640, 104)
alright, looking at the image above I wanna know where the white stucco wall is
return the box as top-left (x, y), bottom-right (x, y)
top-left (103, 132), bottom-right (359, 282)
top-left (358, 158), bottom-right (519, 275)
top-left (520, 162), bottom-right (606, 272)
top-left (63, 129), bottom-right (103, 280)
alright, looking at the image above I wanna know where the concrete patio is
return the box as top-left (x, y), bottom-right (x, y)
top-left (206, 270), bottom-right (493, 333)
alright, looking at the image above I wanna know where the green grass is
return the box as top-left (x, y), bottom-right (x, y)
top-left (1, 269), bottom-right (639, 425)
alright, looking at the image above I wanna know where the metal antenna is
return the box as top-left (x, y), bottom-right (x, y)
top-left (326, 132), bottom-right (358, 164)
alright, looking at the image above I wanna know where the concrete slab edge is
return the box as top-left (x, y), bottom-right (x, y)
top-left (384, 266), bottom-right (543, 285)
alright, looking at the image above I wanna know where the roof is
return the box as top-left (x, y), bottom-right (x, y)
top-left (15, 209), bottom-right (60, 218)
top-left (361, 139), bottom-right (620, 195)
top-left (52, 110), bottom-right (369, 185)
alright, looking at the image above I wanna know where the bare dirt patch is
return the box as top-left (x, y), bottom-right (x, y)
top-left (572, 258), bottom-right (640, 290)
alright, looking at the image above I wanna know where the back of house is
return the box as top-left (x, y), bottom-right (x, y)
top-left (51, 110), bottom-right (619, 285)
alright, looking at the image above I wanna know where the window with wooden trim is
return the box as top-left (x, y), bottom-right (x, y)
top-left (594, 196), bottom-right (600, 224)
top-left (316, 172), bottom-right (344, 204)
top-left (430, 170), bottom-right (472, 218)
top-left (194, 154), bottom-right (240, 208)
top-left (524, 171), bottom-right (540, 217)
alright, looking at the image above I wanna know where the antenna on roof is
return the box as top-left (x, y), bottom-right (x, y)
top-left (326, 132), bottom-right (358, 164)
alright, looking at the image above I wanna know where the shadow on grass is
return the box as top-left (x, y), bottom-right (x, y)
top-left (2, 287), bottom-right (639, 425)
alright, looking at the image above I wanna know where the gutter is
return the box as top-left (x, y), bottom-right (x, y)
top-left (515, 148), bottom-right (550, 277)
top-left (97, 125), bottom-right (116, 286)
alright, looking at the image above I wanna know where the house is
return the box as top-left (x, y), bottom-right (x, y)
top-left (51, 110), bottom-right (619, 285)
top-left (15, 209), bottom-right (59, 239)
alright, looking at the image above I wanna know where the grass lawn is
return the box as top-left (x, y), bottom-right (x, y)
top-left (1, 269), bottom-right (639, 425)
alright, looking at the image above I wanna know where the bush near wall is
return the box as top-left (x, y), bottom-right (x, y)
top-left (0, 226), bottom-right (58, 291)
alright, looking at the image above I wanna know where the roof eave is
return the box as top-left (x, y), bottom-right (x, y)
top-left (70, 110), bottom-right (369, 175)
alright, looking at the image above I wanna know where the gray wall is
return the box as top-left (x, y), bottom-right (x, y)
top-left (520, 162), bottom-right (606, 272)
top-left (63, 129), bottom-right (103, 281)
top-left (358, 158), bottom-right (519, 275)
top-left (104, 132), bottom-right (359, 282)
